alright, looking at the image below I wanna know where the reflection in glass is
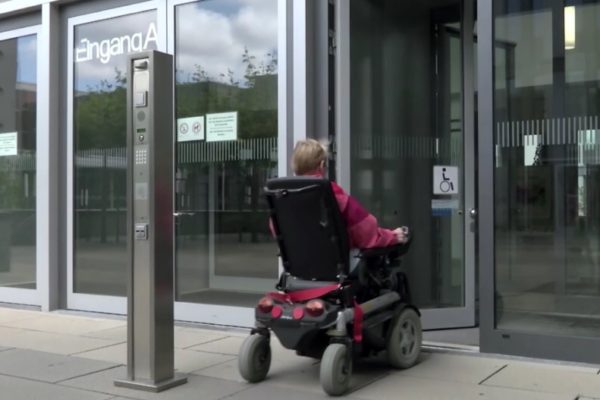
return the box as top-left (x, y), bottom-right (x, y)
top-left (0, 35), bottom-right (37, 289)
top-left (73, 12), bottom-right (157, 296)
top-left (494, 2), bottom-right (600, 337)
top-left (350, 0), bottom-right (464, 309)
top-left (174, 0), bottom-right (278, 306)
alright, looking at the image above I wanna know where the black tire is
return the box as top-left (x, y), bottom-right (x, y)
top-left (386, 308), bottom-right (422, 369)
top-left (320, 343), bottom-right (352, 396)
top-left (238, 334), bottom-right (271, 383)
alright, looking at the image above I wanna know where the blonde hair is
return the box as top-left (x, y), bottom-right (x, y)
top-left (292, 139), bottom-right (328, 175)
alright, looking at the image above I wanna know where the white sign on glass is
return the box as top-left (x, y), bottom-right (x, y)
top-left (0, 132), bottom-right (18, 157)
top-left (177, 116), bottom-right (204, 142)
top-left (206, 112), bottom-right (238, 142)
top-left (75, 22), bottom-right (158, 64)
top-left (433, 166), bottom-right (459, 195)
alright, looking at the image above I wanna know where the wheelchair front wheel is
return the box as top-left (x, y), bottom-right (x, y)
top-left (386, 307), bottom-right (422, 369)
top-left (320, 343), bottom-right (352, 396)
top-left (238, 334), bottom-right (271, 383)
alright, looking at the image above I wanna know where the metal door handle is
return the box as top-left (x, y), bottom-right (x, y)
top-left (469, 208), bottom-right (478, 218)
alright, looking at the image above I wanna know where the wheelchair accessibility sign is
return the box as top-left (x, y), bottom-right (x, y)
top-left (433, 166), bottom-right (459, 195)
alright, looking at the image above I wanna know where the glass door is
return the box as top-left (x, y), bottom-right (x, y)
top-left (0, 27), bottom-right (39, 305)
top-left (480, 0), bottom-right (600, 363)
top-left (171, 0), bottom-right (279, 314)
top-left (342, 0), bottom-right (476, 329)
top-left (67, 2), bottom-right (162, 313)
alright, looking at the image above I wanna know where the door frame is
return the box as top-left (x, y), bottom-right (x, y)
top-left (66, 0), bottom-right (291, 325)
top-left (166, 0), bottom-right (291, 315)
top-left (477, 0), bottom-right (600, 364)
top-left (0, 25), bottom-right (42, 306)
top-left (66, 1), bottom-right (165, 314)
top-left (335, 0), bottom-right (476, 329)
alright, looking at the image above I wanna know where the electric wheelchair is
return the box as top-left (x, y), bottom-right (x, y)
top-left (238, 177), bottom-right (422, 396)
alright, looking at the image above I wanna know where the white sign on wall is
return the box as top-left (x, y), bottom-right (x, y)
top-left (433, 166), bottom-right (459, 195)
top-left (177, 116), bottom-right (204, 142)
top-left (0, 132), bottom-right (18, 157)
top-left (206, 112), bottom-right (238, 142)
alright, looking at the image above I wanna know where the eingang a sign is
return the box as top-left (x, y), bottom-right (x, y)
top-left (75, 22), bottom-right (158, 64)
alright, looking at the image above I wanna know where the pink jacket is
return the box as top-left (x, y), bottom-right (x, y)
top-left (330, 181), bottom-right (398, 249)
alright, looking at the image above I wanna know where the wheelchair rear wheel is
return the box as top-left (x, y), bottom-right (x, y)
top-left (320, 343), bottom-right (352, 396)
top-left (386, 307), bottom-right (422, 369)
top-left (238, 334), bottom-right (272, 383)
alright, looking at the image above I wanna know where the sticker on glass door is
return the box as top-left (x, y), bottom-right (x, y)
top-left (433, 166), bottom-right (459, 195)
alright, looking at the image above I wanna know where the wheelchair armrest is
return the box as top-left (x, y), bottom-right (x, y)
top-left (358, 237), bottom-right (412, 259)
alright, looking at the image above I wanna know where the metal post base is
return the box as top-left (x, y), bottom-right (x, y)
top-left (114, 374), bottom-right (187, 393)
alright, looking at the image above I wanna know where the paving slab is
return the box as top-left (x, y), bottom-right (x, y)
top-left (195, 333), bottom-right (300, 363)
top-left (0, 348), bottom-right (118, 383)
top-left (0, 374), bottom-right (113, 400)
top-left (0, 325), bottom-right (122, 355)
top-left (0, 313), bottom-right (124, 335)
top-left (104, 398), bottom-right (139, 400)
top-left (195, 354), bottom-right (391, 396)
top-left (60, 365), bottom-right (248, 400)
top-left (81, 326), bottom-right (229, 349)
top-left (482, 362), bottom-right (600, 397)
top-left (351, 374), bottom-right (569, 400)
top-left (82, 326), bottom-right (127, 341)
top-left (186, 335), bottom-right (245, 355)
top-left (225, 382), bottom-right (365, 400)
top-left (194, 355), bottom-right (315, 381)
top-left (174, 326), bottom-right (228, 349)
top-left (74, 342), bottom-right (236, 373)
top-left (398, 352), bottom-right (507, 384)
top-left (0, 307), bottom-right (41, 324)
top-left (175, 349), bottom-right (236, 373)
top-left (507, 358), bottom-right (600, 374)
top-left (72, 342), bottom-right (127, 365)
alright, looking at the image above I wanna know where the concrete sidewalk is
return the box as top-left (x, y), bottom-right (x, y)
top-left (0, 306), bottom-right (598, 400)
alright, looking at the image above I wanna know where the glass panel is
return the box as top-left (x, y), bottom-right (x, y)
top-left (350, 0), bottom-right (464, 309)
top-left (174, 0), bottom-right (278, 306)
top-left (494, 2), bottom-right (600, 337)
top-left (73, 11), bottom-right (157, 296)
top-left (0, 35), bottom-right (37, 289)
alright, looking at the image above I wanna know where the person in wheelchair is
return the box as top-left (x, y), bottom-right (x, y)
top-left (290, 139), bottom-right (409, 252)
top-left (239, 139), bottom-right (422, 396)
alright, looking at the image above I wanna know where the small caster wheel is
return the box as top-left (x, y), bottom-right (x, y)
top-left (320, 343), bottom-right (352, 396)
top-left (238, 334), bottom-right (271, 383)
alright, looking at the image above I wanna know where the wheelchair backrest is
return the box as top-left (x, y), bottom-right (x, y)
top-left (265, 177), bottom-right (350, 281)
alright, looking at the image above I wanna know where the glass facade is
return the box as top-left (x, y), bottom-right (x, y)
top-left (494, 1), bottom-right (600, 337)
top-left (73, 11), bottom-right (157, 296)
top-left (0, 34), bottom-right (37, 290)
top-left (0, 0), bottom-right (599, 364)
top-left (174, 0), bottom-right (278, 307)
top-left (349, 0), bottom-right (466, 309)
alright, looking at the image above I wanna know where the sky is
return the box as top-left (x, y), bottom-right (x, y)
top-left (72, 0), bottom-right (278, 93)
top-left (175, 0), bottom-right (278, 86)
top-left (16, 35), bottom-right (37, 84)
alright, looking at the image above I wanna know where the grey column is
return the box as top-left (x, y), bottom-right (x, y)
top-left (477, 0), bottom-right (496, 350)
top-left (39, 2), bottom-right (60, 311)
top-left (114, 50), bottom-right (186, 392)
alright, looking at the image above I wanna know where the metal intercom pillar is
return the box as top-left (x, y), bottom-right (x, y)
top-left (114, 50), bottom-right (187, 392)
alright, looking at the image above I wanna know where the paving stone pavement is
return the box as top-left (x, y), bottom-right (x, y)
top-left (0, 306), bottom-right (598, 399)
